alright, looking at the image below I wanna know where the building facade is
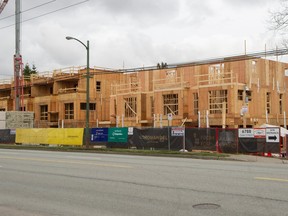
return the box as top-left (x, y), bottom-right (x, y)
top-left (0, 56), bottom-right (287, 129)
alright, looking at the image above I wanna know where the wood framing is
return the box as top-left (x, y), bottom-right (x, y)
top-left (0, 55), bottom-right (287, 129)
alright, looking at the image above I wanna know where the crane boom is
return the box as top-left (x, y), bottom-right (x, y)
top-left (0, 0), bottom-right (9, 14)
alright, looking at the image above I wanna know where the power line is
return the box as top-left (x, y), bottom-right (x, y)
top-left (0, 0), bottom-right (56, 21)
top-left (0, 0), bottom-right (89, 30)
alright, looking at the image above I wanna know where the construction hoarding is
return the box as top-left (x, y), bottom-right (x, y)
top-left (0, 129), bottom-right (16, 144)
top-left (16, 128), bottom-right (84, 146)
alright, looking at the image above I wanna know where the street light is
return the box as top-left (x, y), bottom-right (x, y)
top-left (66, 36), bottom-right (90, 148)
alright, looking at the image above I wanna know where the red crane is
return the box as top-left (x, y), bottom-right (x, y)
top-left (0, 0), bottom-right (9, 14)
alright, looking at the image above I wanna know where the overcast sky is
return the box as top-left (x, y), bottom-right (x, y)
top-left (0, 0), bottom-right (285, 78)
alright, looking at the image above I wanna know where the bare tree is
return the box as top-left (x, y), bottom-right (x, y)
top-left (270, 0), bottom-right (288, 46)
top-left (270, 0), bottom-right (288, 30)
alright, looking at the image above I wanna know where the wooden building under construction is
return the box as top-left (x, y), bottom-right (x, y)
top-left (0, 52), bottom-right (287, 129)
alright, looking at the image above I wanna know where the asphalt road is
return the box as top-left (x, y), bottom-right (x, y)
top-left (0, 149), bottom-right (288, 216)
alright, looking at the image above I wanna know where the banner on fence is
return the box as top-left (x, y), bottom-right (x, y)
top-left (16, 128), bottom-right (84, 146)
top-left (91, 128), bottom-right (108, 142)
top-left (131, 128), bottom-right (168, 149)
top-left (108, 128), bottom-right (128, 143)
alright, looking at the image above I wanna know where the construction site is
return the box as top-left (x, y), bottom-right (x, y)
top-left (0, 0), bottom-right (287, 130)
top-left (0, 50), bottom-right (286, 129)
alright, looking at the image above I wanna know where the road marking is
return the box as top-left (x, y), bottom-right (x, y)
top-left (255, 177), bottom-right (288, 183)
top-left (0, 156), bottom-right (133, 169)
top-left (64, 155), bottom-right (102, 160)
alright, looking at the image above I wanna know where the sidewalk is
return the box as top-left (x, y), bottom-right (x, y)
top-left (228, 154), bottom-right (288, 164)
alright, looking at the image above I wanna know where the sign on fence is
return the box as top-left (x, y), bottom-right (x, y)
top-left (16, 128), bottom-right (84, 146)
top-left (238, 128), bottom-right (254, 138)
top-left (128, 127), bottom-right (133, 135)
top-left (91, 128), bottom-right (108, 142)
top-left (171, 127), bottom-right (185, 137)
top-left (108, 128), bottom-right (128, 143)
top-left (266, 128), bottom-right (280, 143)
top-left (253, 128), bottom-right (266, 138)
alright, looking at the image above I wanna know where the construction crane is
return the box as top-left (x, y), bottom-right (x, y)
top-left (0, 0), bottom-right (9, 14)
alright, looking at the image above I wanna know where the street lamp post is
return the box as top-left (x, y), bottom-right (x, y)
top-left (66, 36), bottom-right (90, 148)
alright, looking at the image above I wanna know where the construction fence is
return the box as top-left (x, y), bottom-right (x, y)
top-left (0, 127), bottom-right (281, 155)
top-left (102, 127), bottom-right (281, 155)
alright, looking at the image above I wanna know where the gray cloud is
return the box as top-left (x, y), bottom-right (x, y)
top-left (94, 0), bottom-right (181, 27)
top-left (222, 0), bottom-right (274, 7)
top-left (0, 0), bottom-right (284, 77)
top-left (95, 0), bottom-right (179, 16)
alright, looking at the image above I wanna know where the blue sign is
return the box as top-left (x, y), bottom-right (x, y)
top-left (91, 128), bottom-right (108, 142)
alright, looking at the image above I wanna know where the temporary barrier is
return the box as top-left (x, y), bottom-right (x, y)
top-left (0, 129), bottom-right (15, 144)
top-left (217, 129), bottom-right (238, 153)
top-left (185, 128), bottom-right (216, 151)
top-left (238, 138), bottom-right (258, 153)
top-left (16, 128), bottom-right (84, 146)
top-left (12, 127), bottom-right (281, 154)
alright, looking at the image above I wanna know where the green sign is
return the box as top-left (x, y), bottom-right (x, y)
top-left (108, 128), bottom-right (128, 143)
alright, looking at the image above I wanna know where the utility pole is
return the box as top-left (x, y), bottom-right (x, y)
top-left (66, 36), bottom-right (90, 148)
top-left (14, 0), bottom-right (21, 111)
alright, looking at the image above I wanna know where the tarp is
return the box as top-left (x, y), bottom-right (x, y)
top-left (217, 129), bottom-right (238, 153)
top-left (260, 124), bottom-right (288, 137)
top-left (185, 128), bottom-right (216, 151)
top-left (0, 129), bottom-right (15, 144)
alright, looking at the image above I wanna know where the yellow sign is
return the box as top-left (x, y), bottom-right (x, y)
top-left (16, 128), bottom-right (84, 146)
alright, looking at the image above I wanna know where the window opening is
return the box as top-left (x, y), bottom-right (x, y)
top-left (40, 105), bottom-right (48, 120)
top-left (124, 97), bottom-right (137, 117)
top-left (163, 94), bottom-right (178, 115)
top-left (65, 103), bottom-right (74, 119)
top-left (209, 90), bottom-right (228, 114)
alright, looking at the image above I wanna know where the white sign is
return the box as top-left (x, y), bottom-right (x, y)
top-left (167, 113), bottom-right (173, 121)
top-left (128, 127), bottom-right (133, 135)
top-left (238, 128), bottom-right (254, 138)
top-left (240, 106), bottom-right (248, 115)
top-left (266, 128), bottom-right (280, 143)
top-left (171, 127), bottom-right (185, 137)
top-left (253, 128), bottom-right (266, 138)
